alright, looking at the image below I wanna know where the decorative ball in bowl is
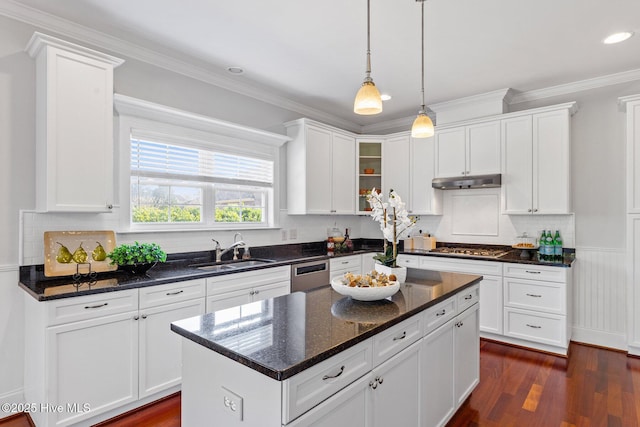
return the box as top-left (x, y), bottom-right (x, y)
top-left (331, 271), bottom-right (400, 301)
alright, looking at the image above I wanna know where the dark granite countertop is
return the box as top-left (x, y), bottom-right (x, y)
top-left (19, 239), bottom-right (573, 301)
top-left (170, 269), bottom-right (482, 381)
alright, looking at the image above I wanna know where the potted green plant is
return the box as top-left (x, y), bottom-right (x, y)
top-left (107, 241), bottom-right (167, 275)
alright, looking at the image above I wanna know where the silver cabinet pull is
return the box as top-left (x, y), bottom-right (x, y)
top-left (526, 324), bottom-right (542, 329)
top-left (525, 270), bottom-right (541, 274)
top-left (436, 309), bottom-right (446, 317)
top-left (464, 295), bottom-right (473, 300)
top-left (141, 314), bottom-right (147, 319)
top-left (133, 315), bottom-right (140, 320)
top-left (393, 331), bottom-right (407, 341)
top-left (84, 302), bottom-right (108, 309)
top-left (377, 376), bottom-right (383, 385)
top-left (166, 290), bottom-right (184, 296)
top-left (249, 290), bottom-right (255, 295)
top-left (341, 261), bottom-right (349, 264)
top-left (107, 204), bottom-right (113, 209)
top-left (254, 290), bottom-right (259, 295)
top-left (526, 293), bottom-right (542, 298)
top-left (369, 379), bottom-right (378, 389)
top-left (533, 209), bottom-right (538, 212)
top-left (322, 365), bottom-right (345, 380)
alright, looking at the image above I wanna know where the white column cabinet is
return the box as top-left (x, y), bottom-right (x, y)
top-left (26, 32), bottom-right (124, 212)
top-left (435, 121), bottom-right (500, 178)
top-left (501, 104), bottom-right (575, 214)
top-left (285, 119), bottom-right (355, 214)
top-left (453, 304), bottom-right (480, 407)
top-left (421, 317), bottom-right (455, 427)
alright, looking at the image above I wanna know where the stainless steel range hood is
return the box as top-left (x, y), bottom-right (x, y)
top-left (432, 173), bottom-right (501, 190)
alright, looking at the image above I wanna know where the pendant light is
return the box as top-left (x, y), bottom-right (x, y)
top-left (354, 0), bottom-right (382, 115)
top-left (411, 0), bottom-right (434, 138)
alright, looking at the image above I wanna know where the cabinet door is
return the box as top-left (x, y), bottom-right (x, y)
top-left (501, 115), bottom-right (533, 214)
top-left (454, 305), bottom-right (479, 407)
top-left (371, 340), bottom-right (421, 427)
top-left (287, 374), bottom-right (369, 427)
top-left (435, 127), bottom-right (466, 178)
top-left (421, 318), bottom-right (455, 427)
top-left (533, 109), bottom-right (571, 214)
top-left (47, 312), bottom-right (138, 426)
top-left (305, 125), bottom-right (333, 213)
top-left (466, 121), bottom-right (501, 175)
top-left (252, 281), bottom-right (290, 302)
top-left (411, 135), bottom-right (441, 215)
top-left (383, 135), bottom-right (411, 198)
top-left (479, 276), bottom-right (503, 335)
top-left (332, 133), bottom-right (356, 214)
top-left (139, 298), bottom-right (205, 398)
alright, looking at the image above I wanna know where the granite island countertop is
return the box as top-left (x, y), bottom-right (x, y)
top-left (170, 268), bottom-right (482, 380)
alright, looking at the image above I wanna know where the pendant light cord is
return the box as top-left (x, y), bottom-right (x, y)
top-left (365, 0), bottom-right (372, 80)
top-left (420, 0), bottom-right (425, 112)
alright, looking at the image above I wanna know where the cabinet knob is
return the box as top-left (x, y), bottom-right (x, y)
top-left (133, 315), bottom-right (139, 320)
top-left (107, 204), bottom-right (113, 210)
top-left (141, 314), bottom-right (147, 319)
top-left (461, 171), bottom-right (466, 176)
top-left (527, 208), bottom-right (532, 212)
top-left (249, 290), bottom-right (255, 295)
top-left (254, 289), bottom-right (259, 295)
top-left (533, 208), bottom-right (538, 212)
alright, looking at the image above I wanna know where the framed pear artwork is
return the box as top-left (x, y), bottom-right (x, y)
top-left (44, 231), bottom-right (118, 277)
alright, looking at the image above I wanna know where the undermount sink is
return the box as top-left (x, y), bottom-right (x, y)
top-left (190, 259), bottom-right (275, 272)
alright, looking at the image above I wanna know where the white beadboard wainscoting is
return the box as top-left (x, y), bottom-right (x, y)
top-left (572, 247), bottom-right (628, 350)
top-left (0, 265), bottom-right (25, 418)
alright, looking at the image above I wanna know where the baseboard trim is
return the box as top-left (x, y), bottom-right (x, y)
top-left (0, 388), bottom-right (25, 420)
top-left (571, 326), bottom-right (627, 351)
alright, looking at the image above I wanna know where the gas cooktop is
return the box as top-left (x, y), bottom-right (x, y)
top-left (428, 246), bottom-right (510, 259)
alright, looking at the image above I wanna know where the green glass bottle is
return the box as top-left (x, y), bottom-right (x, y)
top-left (545, 230), bottom-right (554, 262)
top-left (538, 230), bottom-right (546, 261)
top-left (553, 230), bottom-right (563, 262)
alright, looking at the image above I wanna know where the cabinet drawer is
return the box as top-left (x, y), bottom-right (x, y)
top-left (504, 308), bottom-right (566, 347)
top-left (139, 279), bottom-right (205, 309)
top-left (423, 296), bottom-right (457, 335)
top-left (419, 257), bottom-right (502, 276)
top-left (372, 316), bottom-right (422, 366)
top-left (504, 278), bottom-right (565, 314)
top-left (457, 284), bottom-right (479, 313)
top-left (282, 339), bottom-right (373, 424)
top-left (46, 289), bottom-right (138, 326)
top-left (396, 255), bottom-right (421, 268)
top-left (502, 264), bottom-right (568, 283)
top-left (207, 266), bottom-right (290, 295)
top-left (330, 255), bottom-right (361, 272)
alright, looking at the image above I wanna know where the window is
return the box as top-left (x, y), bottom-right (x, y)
top-left (130, 138), bottom-right (273, 227)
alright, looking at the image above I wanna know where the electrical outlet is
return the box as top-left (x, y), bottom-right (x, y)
top-left (281, 230), bottom-right (287, 241)
top-left (222, 387), bottom-right (243, 421)
top-left (289, 228), bottom-right (297, 239)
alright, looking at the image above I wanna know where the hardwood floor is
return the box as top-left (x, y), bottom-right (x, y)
top-left (3, 340), bottom-right (639, 427)
top-left (447, 340), bottom-right (640, 427)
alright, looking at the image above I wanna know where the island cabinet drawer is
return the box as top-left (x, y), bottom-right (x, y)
top-left (282, 339), bottom-right (373, 424)
top-left (46, 289), bottom-right (138, 326)
top-left (139, 278), bottom-right (206, 309)
top-left (502, 264), bottom-right (567, 283)
top-left (206, 265), bottom-right (290, 295)
top-left (396, 255), bottom-right (421, 268)
top-left (423, 296), bottom-right (457, 335)
top-left (372, 315), bottom-right (422, 365)
top-left (457, 284), bottom-right (480, 313)
top-left (330, 255), bottom-right (361, 273)
top-left (503, 278), bottom-right (565, 315)
top-left (504, 308), bottom-right (566, 347)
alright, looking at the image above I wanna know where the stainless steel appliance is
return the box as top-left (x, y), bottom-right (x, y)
top-left (428, 246), bottom-right (509, 259)
top-left (291, 259), bottom-right (330, 292)
top-left (432, 173), bottom-right (501, 190)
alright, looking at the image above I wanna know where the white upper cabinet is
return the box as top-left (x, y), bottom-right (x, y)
top-left (26, 33), bottom-right (124, 212)
top-left (285, 119), bottom-right (356, 214)
top-left (435, 120), bottom-right (500, 178)
top-left (383, 133), bottom-right (441, 215)
top-left (501, 104), bottom-right (574, 214)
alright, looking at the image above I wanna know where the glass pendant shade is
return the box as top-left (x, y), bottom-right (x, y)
top-left (411, 112), bottom-right (434, 138)
top-left (354, 80), bottom-right (383, 115)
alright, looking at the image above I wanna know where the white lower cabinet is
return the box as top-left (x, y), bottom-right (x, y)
top-left (206, 266), bottom-right (291, 312)
top-left (24, 279), bottom-right (206, 427)
top-left (330, 255), bottom-right (363, 280)
top-left (454, 304), bottom-right (480, 407)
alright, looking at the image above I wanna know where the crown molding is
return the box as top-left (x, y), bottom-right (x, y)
top-left (0, 0), bottom-right (362, 132)
top-left (510, 68), bottom-right (640, 104)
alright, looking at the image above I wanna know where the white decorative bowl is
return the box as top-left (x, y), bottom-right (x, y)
top-left (330, 276), bottom-right (400, 301)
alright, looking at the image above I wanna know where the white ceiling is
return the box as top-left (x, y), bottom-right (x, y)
top-left (9, 0), bottom-right (640, 129)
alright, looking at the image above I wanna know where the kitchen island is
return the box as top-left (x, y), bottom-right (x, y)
top-left (171, 268), bottom-right (482, 427)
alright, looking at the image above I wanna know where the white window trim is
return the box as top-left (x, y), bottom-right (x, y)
top-left (114, 94), bottom-right (289, 232)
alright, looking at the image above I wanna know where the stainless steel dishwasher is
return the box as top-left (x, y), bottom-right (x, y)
top-left (290, 259), bottom-right (330, 292)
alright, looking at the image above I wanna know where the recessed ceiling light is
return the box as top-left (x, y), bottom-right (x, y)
top-left (226, 66), bottom-right (244, 75)
top-left (603, 31), bottom-right (634, 44)
top-left (381, 94), bottom-right (392, 101)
